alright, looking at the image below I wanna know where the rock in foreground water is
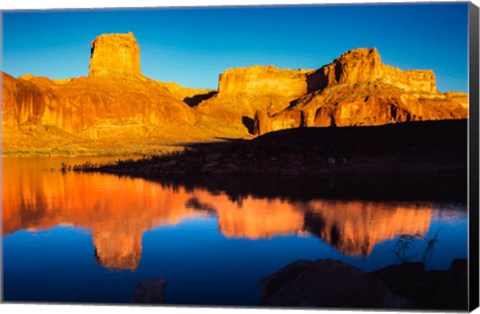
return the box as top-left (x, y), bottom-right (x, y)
top-left (259, 259), bottom-right (406, 308)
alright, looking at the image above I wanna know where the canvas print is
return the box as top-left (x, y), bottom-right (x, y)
top-left (1, 2), bottom-right (478, 311)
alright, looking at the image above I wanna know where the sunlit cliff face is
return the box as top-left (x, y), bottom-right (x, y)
top-left (2, 32), bottom-right (468, 157)
top-left (3, 159), bottom-right (436, 270)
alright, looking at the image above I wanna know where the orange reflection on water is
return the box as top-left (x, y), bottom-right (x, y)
top-left (3, 158), bottom-right (434, 270)
top-left (185, 190), bottom-right (305, 239)
top-left (2, 158), bottom-right (205, 270)
top-left (305, 200), bottom-right (433, 256)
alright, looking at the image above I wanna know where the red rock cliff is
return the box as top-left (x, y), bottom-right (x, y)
top-left (1, 33), bottom-right (245, 155)
top-left (253, 48), bottom-right (467, 134)
top-left (218, 65), bottom-right (311, 98)
top-left (1, 38), bottom-right (469, 154)
top-left (310, 48), bottom-right (436, 93)
top-left (195, 66), bottom-right (313, 132)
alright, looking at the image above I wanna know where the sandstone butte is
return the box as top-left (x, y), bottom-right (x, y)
top-left (1, 32), bottom-right (468, 156)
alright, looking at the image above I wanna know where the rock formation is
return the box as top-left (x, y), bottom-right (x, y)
top-left (1, 33), bottom-right (469, 155)
top-left (252, 48), bottom-right (467, 134)
top-left (2, 72), bottom-right (195, 134)
top-left (256, 84), bottom-right (468, 134)
top-left (259, 259), bottom-right (406, 308)
top-left (194, 48), bottom-right (466, 136)
top-left (308, 48), bottom-right (436, 93)
top-left (1, 33), bottom-right (244, 156)
top-left (89, 32), bottom-right (141, 77)
top-left (195, 66), bottom-right (314, 131)
top-left (260, 258), bottom-right (468, 309)
top-left (218, 65), bottom-right (311, 98)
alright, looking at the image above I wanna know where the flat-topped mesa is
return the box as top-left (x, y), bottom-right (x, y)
top-left (253, 48), bottom-right (465, 135)
top-left (311, 48), bottom-right (437, 93)
top-left (89, 32), bottom-right (141, 77)
top-left (215, 48), bottom-right (436, 101)
top-left (218, 65), bottom-right (312, 98)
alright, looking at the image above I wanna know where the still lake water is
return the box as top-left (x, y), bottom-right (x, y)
top-left (2, 157), bottom-right (468, 305)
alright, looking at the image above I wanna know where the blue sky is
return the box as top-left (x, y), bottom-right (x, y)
top-left (1, 3), bottom-right (469, 92)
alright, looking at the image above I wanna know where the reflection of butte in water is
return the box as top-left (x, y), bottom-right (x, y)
top-left (4, 166), bottom-right (434, 270)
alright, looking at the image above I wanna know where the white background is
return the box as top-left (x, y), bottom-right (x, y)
top-left (0, 0), bottom-right (479, 314)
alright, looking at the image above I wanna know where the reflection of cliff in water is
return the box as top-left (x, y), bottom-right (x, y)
top-left (3, 159), bottom-right (206, 271)
top-left (3, 158), bottom-right (465, 270)
top-left (303, 201), bottom-right (434, 256)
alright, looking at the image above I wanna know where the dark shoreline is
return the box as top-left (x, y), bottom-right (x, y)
top-left (74, 120), bottom-right (468, 202)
